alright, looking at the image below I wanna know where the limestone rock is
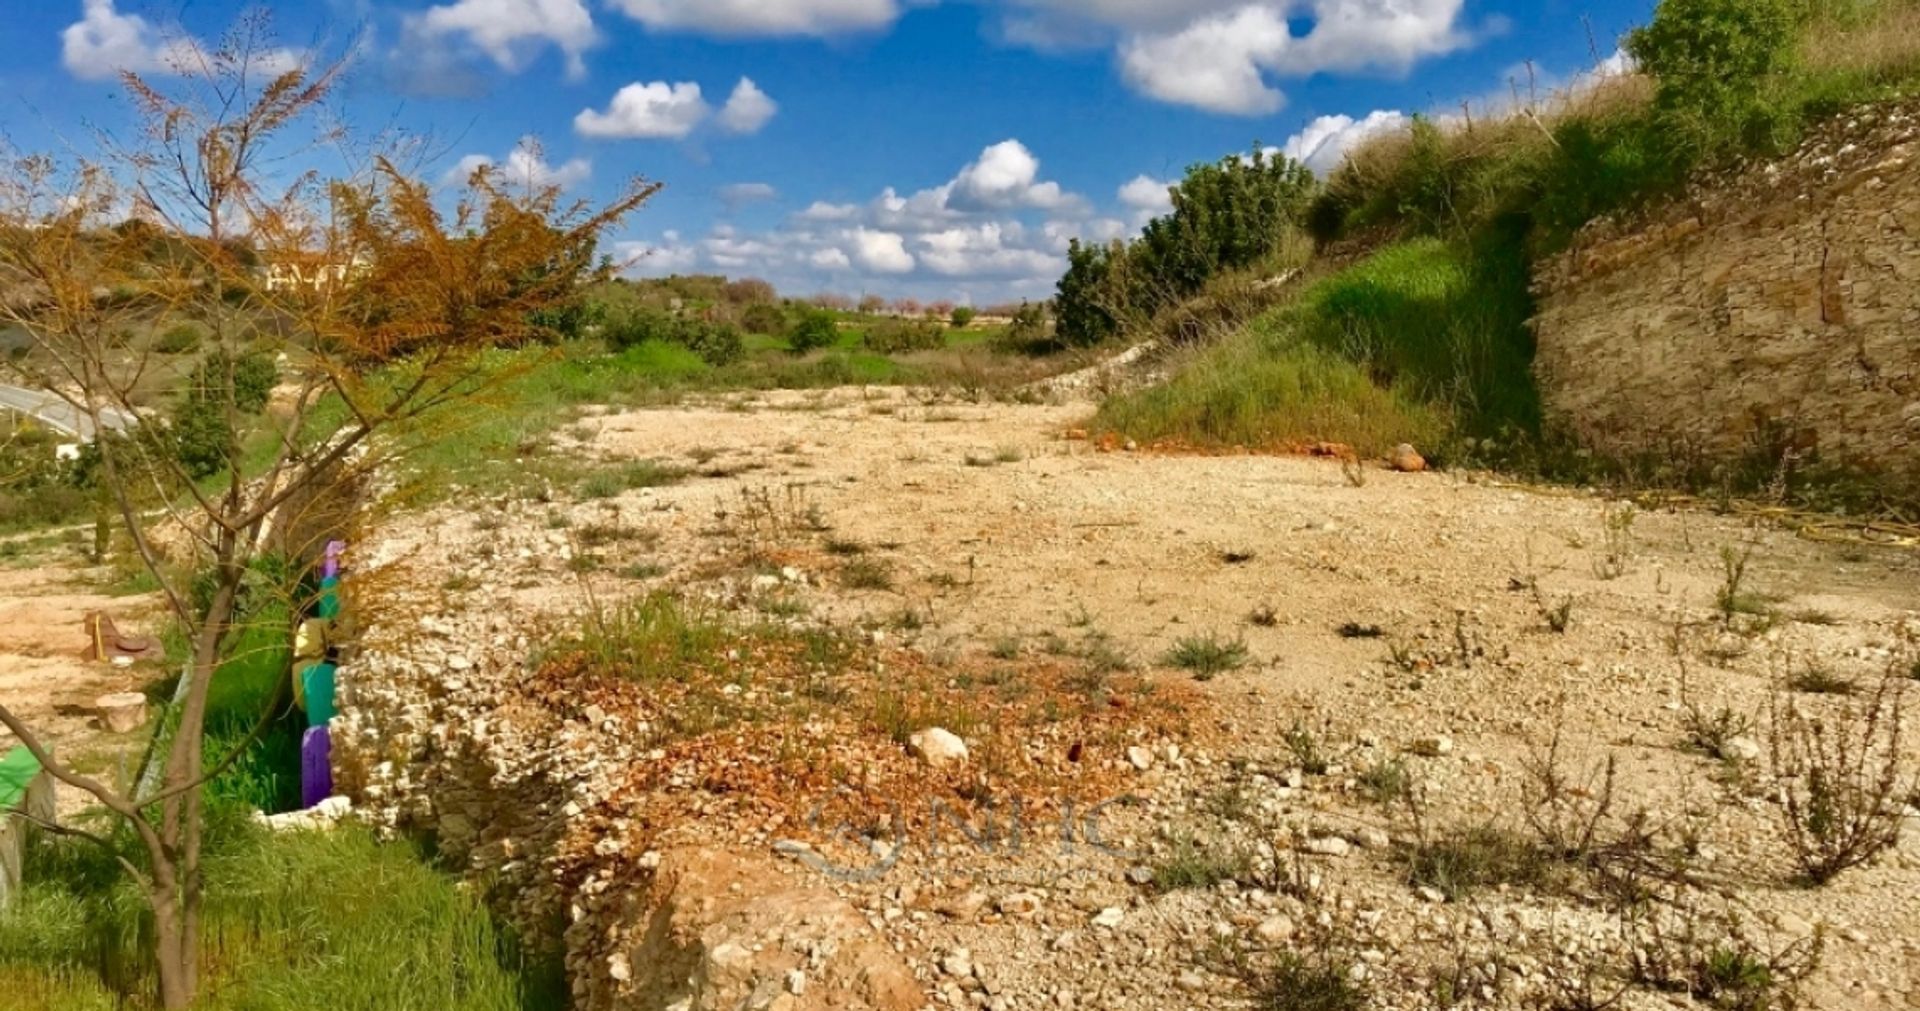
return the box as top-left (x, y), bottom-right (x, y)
top-left (908, 727), bottom-right (970, 768)
top-left (1389, 444), bottom-right (1428, 473)
top-left (603, 847), bottom-right (920, 1011)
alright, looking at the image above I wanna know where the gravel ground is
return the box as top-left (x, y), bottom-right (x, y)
top-left (344, 385), bottom-right (1920, 1010)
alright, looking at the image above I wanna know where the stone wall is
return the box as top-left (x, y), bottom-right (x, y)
top-left (1532, 103), bottom-right (1920, 502)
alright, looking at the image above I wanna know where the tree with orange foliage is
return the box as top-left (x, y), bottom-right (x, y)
top-left (0, 18), bottom-right (655, 1008)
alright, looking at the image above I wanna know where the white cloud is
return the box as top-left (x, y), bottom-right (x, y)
top-left (60, 0), bottom-right (303, 81)
top-left (796, 200), bottom-right (862, 222)
top-left (948, 140), bottom-right (1081, 212)
top-left (575, 81), bottom-right (710, 139)
top-left (1117, 175), bottom-right (1173, 216)
top-left (718, 182), bottom-right (779, 208)
top-left (1119, 6), bottom-right (1294, 115)
top-left (850, 228), bottom-right (916, 274)
top-left (917, 222), bottom-right (1065, 278)
top-left (444, 138), bottom-right (592, 189)
top-left (717, 78), bottom-right (780, 134)
top-left (810, 248), bottom-right (853, 270)
top-left (1014, 0), bottom-right (1477, 115)
top-left (62, 0), bottom-right (204, 80)
top-left (606, 0), bottom-right (901, 36)
top-left (411, 0), bottom-right (597, 79)
top-left (1281, 109), bottom-right (1408, 174)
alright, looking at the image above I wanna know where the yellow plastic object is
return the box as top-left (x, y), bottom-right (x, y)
top-left (294, 618), bottom-right (330, 661)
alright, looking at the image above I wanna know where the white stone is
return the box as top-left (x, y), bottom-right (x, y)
top-left (909, 727), bottom-right (970, 768)
top-left (1255, 915), bottom-right (1296, 943)
top-left (1092, 907), bottom-right (1125, 929)
top-left (1304, 836), bottom-right (1352, 857)
top-left (1126, 746), bottom-right (1154, 771)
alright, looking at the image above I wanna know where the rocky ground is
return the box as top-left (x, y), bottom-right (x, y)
top-left (335, 386), bottom-right (1920, 1011)
top-left (0, 543), bottom-right (166, 816)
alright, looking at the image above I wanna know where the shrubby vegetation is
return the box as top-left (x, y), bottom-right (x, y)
top-left (785, 308), bottom-right (840, 353)
top-left (1094, 0), bottom-right (1920, 488)
top-left (863, 317), bottom-right (946, 354)
top-left (1056, 149), bottom-right (1316, 346)
top-left (601, 306), bottom-right (744, 366)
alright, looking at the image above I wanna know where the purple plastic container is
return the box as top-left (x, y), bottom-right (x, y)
top-left (321, 540), bottom-right (346, 581)
top-left (301, 725), bottom-right (333, 808)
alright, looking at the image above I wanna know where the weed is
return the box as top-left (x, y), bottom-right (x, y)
top-left (1715, 545), bottom-right (1779, 627)
top-left (1628, 906), bottom-right (1823, 1011)
top-left (1164, 633), bottom-right (1250, 680)
top-left (823, 537), bottom-right (867, 557)
top-left (1534, 585), bottom-right (1576, 633)
top-left (1769, 674), bottom-right (1911, 885)
top-left (579, 459), bottom-right (686, 500)
top-left (550, 592), bottom-right (726, 682)
top-left (1357, 756), bottom-right (1411, 804)
top-left (1592, 502), bottom-right (1637, 580)
top-left (1682, 703), bottom-right (1756, 762)
top-left (1284, 719), bottom-right (1337, 776)
top-left (988, 635), bottom-right (1022, 660)
top-left (618, 562), bottom-right (666, 580)
top-left (1249, 947), bottom-right (1371, 1011)
top-left (1520, 722), bottom-right (1618, 862)
top-left (1404, 823), bottom-right (1549, 900)
top-left (888, 607), bottom-right (925, 632)
top-left (1079, 631), bottom-right (1134, 675)
top-left (442, 573), bottom-right (478, 592)
top-left (1785, 664), bottom-right (1856, 696)
top-left (839, 558), bottom-right (894, 591)
top-left (1150, 833), bottom-right (1253, 892)
top-left (757, 592), bottom-right (810, 618)
top-left (1339, 455), bottom-right (1367, 488)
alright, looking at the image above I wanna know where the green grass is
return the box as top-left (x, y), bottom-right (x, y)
top-left (0, 825), bottom-right (563, 1011)
top-left (1162, 633), bottom-right (1251, 681)
top-left (1097, 237), bottom-right (1532, 460)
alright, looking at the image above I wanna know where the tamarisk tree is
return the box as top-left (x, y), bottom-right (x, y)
top-left (0, 19), bottom-right (655, 1008)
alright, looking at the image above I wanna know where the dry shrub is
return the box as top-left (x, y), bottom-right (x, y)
top-left (1768, 671), bottom-right (1912, 885)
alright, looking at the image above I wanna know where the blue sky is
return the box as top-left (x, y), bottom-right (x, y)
top-left (1, 0), bottom-right (1654, 302)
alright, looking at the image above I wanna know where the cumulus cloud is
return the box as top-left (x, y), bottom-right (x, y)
top-left (606, 0), bottom-right (901, 36)
top-left (61, 0), bottom-right (302, 81)
top-left (1281, 109), bottom-right (1408, 174)
top-left (575, 81), bottom-right (710, 139)
top-left (1014, 0), bottom-right (1477, 115)
top-left (717, 78), bottom-right (780, 134)
top-left (948, 140), bottom-right (1081, 212)
top-left (850, 229), bottom-right (916, 274)
top-left (1116, 175), bottom-right (1174, 217)
top-left (444, 138), bottom-right (592, 190)
top-left (410, 0), bottom-right (597, 80)
top-left (810, 248), bottom-right (854, 270)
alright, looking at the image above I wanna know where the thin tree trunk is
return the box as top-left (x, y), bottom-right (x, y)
top-left (151, 866), bottom-right (190, 1009)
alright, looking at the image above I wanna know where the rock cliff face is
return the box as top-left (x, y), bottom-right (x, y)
top-left (1532, 102), bottom-right (1920, 501)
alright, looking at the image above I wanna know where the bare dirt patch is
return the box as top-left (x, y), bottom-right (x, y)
top-left (0, 550), bottom-right (168, 815)
top-left (345, 386), bottom-right (1920, 1010)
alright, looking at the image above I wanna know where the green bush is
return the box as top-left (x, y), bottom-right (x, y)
top-left (786, 308), bottom-right (840, 353)
top-left (949, 306), bottom-right (977, 329)
top-left (171, 349), bottom-right (278, 479)
top-left (741, 303), bottom-right (788, 337)
top-left (1055, 149), bottom-right (1317, 345)
top-left (602, 308), bottom-right (744, 366)
top-left (863, 318), bottom-right (945, 354)
top-left (1629, 0), bottom-right (1806, 122)
top-left (153, 323), bottom-right (204, 355)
